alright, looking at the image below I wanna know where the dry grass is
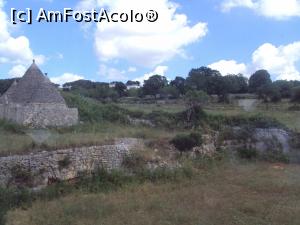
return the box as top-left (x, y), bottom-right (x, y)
top-left (6, 162), bottom-right (300, 225)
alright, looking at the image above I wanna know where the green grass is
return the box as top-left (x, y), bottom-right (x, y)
top-left (5, 161), bottom-right (300, 225)
top-left (0, 96), bottom-right (298, 155)
top-left (0, 134), bottom-right (33, 156)
top-left (204, 101), bottom-right (300, 132)
top-left (0, 122), bottom-right (180, 156)
top-left (120, 102), bottom-right (186, 114)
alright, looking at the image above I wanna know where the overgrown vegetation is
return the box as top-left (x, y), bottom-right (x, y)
top-left (4, 161), bottom-right (300, 225)
top-left (62, 92), bottom-right (129, 123)
top-left (0, 162), bottom-right (195, 225)
top-left (237, 148), bottom-right (258, 160)
top-left (170, 132), bottom-right (202, 153)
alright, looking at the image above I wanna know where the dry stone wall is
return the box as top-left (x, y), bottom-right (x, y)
top-left (0, 139), bottom-right (138, 189)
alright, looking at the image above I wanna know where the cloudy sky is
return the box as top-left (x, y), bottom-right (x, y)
top-left (0, 0), bottom-right (300, 84)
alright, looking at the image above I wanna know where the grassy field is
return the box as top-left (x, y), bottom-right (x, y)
top-left (120, 100), bottom-right (300, 131)
top-left (205, 101), bottom-right (300, 132)
top-left (0, 122), bottom-right (178, 156)
top-left (0, 98), bottom-right (299, 156)
top-left (121, 102), bottom-right (185, 113)
top-left (6, 161), bottom-right (300, 225)
top-left (1, 97), bottom-right (300, 225)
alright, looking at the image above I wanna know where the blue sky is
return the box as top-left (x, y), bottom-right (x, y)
top-left (0, 0), bottom-right (300, 84)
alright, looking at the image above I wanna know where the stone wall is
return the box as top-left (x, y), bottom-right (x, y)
top-left (0, 103), bottom-right (78, 127)
top-left (0, 139), bottom-right (138, 189)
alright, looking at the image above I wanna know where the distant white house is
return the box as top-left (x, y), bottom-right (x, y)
top-left (126, 81), bottom-right (140, 90)
top-left (109, 82), bottom-right (117, 88)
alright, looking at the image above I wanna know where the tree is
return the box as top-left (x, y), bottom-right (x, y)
top-left (257, 84), bottom-right (281, 103)
top-left (184, 90), bottom-right (208, 122)
top-left (184, 90), bottom-right (209, 108)
top-left (248, 70), bottom-right (272, 93)
top-left (127, 88), bottom-right (140, 98)
top-left (114, 82), bottom-right (127, 97)
top-left (170, 76), bottom-right (186, 95)
top-left (273, 80), bottom-right (298, 98)
top-left (291, 87), bottom-right (300, 103)
top-left (223, 74), bottom-right (248, 94)
top-left (186, 67), bottom-right (222, 94)
top-left (142, 75), bottom-right (168, 98)
top-left (160, 86), bottom-right (180, 99)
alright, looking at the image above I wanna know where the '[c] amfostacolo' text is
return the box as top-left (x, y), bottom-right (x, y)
top-left (11, 8), bottom-right (159, 24)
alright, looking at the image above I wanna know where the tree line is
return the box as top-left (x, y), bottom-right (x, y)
top-left (0, 67), bottom-right (300, 103)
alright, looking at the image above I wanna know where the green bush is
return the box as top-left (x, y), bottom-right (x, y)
top-left (62, 92), bottom-right (129, 123)
top-left (237, 148), bottom-right (258, 160)
top-left (170, 132), bottom-right (202, 152)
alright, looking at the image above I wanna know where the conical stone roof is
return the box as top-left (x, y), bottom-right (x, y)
top-left (0, 61), bottom-right (66, 104)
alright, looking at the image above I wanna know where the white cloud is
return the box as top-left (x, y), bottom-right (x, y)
top-left (252, 42), bottom-right (300, 80)
top-left (50, 73), bottom-right (84, 85)
top-left (221, 0), bottom-right (300, 20)
top-left (77, 0), bottom-right (208, 67)
top-left (208, 60), bottom-right (247, 75)
top-left (0, 0), bottom-right (45, 69)
top-left (134, 65), bottom-right (168, 84)
top-left (99, 64), bottom-right (128, 81)
top-left (128, 66), bottom-right (137, 72)
top-left (221, 0), bottom-right (255, 12)
top-left (8, 64), bottom-right (26, 77)
top-left (209, 41), bottom-right (300, 81)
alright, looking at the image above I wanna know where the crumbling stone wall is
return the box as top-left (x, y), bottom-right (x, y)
top-left (0, 139), bottom-right (138, 189)
top-left (0, 103), bottom-right (78, 127)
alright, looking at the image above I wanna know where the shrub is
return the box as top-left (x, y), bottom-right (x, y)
top-left (179, 105), bottom-right (207, 126)
top-left (62, 92), bottom-right (129, 123)
top-left (58, 156), bottom-right (72, 170)
top-left (237, 148), bottom-right (258, 160)
top-left (170, 132), bottom-right (202, 153)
